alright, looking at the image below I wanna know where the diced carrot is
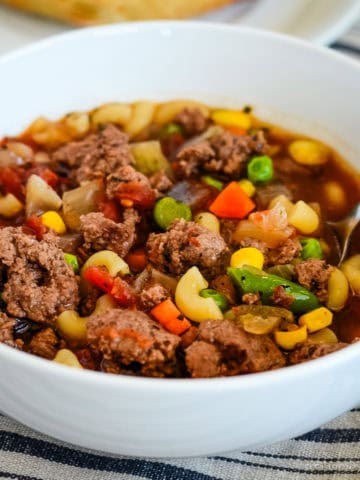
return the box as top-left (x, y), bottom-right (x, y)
top-left (225, 125), bottom-right (247, 136)
top-left (151, 299), bottom-right (191, 335)
top-left (24, 214), bottom-right (48, 240)
top-left (209, 181), bottom-right (255, 219)
top-left (125, 248), bottom-right (147, 273)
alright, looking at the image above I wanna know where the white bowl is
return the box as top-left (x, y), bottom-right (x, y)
top-left (0, 22), bottom-right (359, 458)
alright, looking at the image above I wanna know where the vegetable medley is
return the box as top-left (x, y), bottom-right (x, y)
top-left (0, 100), bottom-right (359, 377)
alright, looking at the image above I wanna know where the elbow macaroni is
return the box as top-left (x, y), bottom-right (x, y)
top-left (175, 266), bottom-right (223, 322)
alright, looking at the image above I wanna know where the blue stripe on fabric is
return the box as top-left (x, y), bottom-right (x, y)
top-left (0, 430), bottom-right (220, 480)
top-left (295, 429), bottom-right (360, 443)
top-left (331, 42), bottom-right (360, 55)
top-left (211, 456), bottom-right (360, 475)
top-left (241, 451), bottom-right (360, 462)
top-left (0, 473), bottom-right (41, 480)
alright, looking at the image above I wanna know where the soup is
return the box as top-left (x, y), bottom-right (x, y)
top-left (0, 100), bottom-right (359, 377)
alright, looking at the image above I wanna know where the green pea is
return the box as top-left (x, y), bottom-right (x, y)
top-left (64, 253), bottom-right (79, 273)
top-left (153, 197), bottom-right (192, 230)
top-left (199, 289), bottom-right (229, 312)
top-left (159, 123), bottom-right (183, 138)
top-left (201, 175), bottom-right (224, 191)
top-left (300, 238), bottom-right (323, 260)
top-left (247, 155), bottom-right (273, 183)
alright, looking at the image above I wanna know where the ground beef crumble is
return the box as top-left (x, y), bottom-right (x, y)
top-left (174, 129), bottom-right (268, 179)
top-left (138, 284), bottom-right (170, 310)
top-left (174, 108), bottom-right (209, 136)
top-left (0, 228), bottom-right (79, 324)
top-left (240, 237), bottom-right (302, 267)
top-left (0, 312), bottom-right (17, 348)
top-left (106, 165), bottom-right (156, 203)
top-left (28, 327), bottom-right (59, 360)
top-left (80, 209), bottom-right (140, 258)
top-left (146, 218), bottom-right (230, 276)
top-left (288, 341), bottom-right (347, 365)
top-left (87, 309), bottom-right (180, 377)
top-left (52, 124), bottom-right (133, 184)
top-left (295, 259), bottom-right (334, 302)
top-left (185, 319), bottom-right (285, 378)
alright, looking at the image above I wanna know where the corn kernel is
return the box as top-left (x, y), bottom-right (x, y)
top-left (41, 211), bottom-right (66, 234)
top-left (238, 179), bottom-right (256, 197)
top-left (288, 200), bottom-right (319, 234)
top-left (299, 307), bottom-right (333, 333)
top-left (194, 212), bottom-right (220, 233)
top-left (309, 327), bottom-right (338, 344)
top-left (53, 349), bottom-right (83, 368)
top-left (274, 325), bottom-right (307, 350)
top-left (231, 247), bottom-right (264, 270)
top-left (211, 110), bottom-right (251, 130)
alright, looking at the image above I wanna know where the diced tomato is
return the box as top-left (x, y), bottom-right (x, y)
top-left (115, 182), bottom-right (156, 209)
top-left (28, 165), bottom-right (59, 189)
top-left (83, 266), bottom-right (135, 306)
top-left (98, 200), bottom-right (121, 222)
top-left (24, 214), bottom-right (48, 240)
top-left (39, 168), bottom-right (59, 188)
top-left (110, 277), bottom-right (136, 306)
top-left (83, 266), bottom-right (114, 293)
top-left (0, 167), bottom-right (27, 201)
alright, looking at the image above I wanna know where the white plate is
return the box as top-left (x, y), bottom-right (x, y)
top-left (0, 0), bottom-right (359, 54)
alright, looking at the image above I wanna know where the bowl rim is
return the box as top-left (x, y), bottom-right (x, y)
top-left (0, 20), bottom-right (359, 392)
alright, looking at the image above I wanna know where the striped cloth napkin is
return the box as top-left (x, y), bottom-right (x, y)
top-left (1, 19), bottom-right (360, 480)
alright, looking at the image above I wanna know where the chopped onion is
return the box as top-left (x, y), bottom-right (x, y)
top-left (62, 180), bottom-right (104, 230)
top-left (233, 220), bottom-right (293, 248)
top-left (26, 174), bottom-right (62, 217)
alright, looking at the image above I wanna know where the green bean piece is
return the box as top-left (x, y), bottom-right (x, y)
top-left (227, 265), bottom-right (320, 314)
top-left (153, 197), bottom-right (192, 230)
top-left (64, 253), bottom-right (79, 273)
top-left (247, 155), bottom-right (273, 183)
top-left (199, 288), bottom-right (229, 312)
top-left (300, 238), bottom-right (323, 260)
top-left (201, 175), bottom-right (224, 191)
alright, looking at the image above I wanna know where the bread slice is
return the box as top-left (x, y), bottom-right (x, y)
top-left (2, 0), bottom-right (236, 25)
